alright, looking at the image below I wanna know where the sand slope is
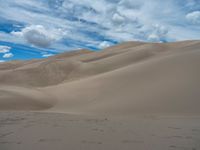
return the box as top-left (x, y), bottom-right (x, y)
top-left (0, 40), bottom-right (200, 115)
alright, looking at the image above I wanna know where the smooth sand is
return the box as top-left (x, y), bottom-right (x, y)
top-left (0, 40), bottom-right (200, 149)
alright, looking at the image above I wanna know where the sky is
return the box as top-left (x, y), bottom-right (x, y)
top-left (0, 0), bottom-right (200, 61)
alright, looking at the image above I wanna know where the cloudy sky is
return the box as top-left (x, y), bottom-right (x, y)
top-left (0, 0), bottom-right (200, 61)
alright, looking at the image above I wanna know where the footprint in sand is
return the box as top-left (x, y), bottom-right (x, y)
top-left (0, 141), bottom-right (21, 145)
top-left (0, 132), bottom-right (14, 138)
top-left (164, 135), bottom-right (183, 139)
top-left (121, 140), bottom-right (144, 144)
top-left (169, 145), bottom-right (196, 150)
top-left (169, 145), bottom-right (177, 149)
top-left (92, 128), bottom-right (104, 132)
top-left (168, 127), bottom-right (182, 130)
top-left (38, 138), bottom-right (61, 143)
top-left (192, 129), bottom-right (200, 132)
top-left (185, 136), bottom-right (193, 139)
top-left (81, 140), bottom-right (102, 145)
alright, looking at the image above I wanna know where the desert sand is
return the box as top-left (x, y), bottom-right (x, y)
top-left (0, 41), bottom-right (200, 150)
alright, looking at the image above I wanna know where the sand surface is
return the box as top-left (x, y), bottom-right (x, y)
top-left (1, 112), bottom-right (200, 150)
top-left (0, 41), bottom-right (200, 149)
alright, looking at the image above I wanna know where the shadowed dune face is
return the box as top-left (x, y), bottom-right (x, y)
top-left (0, 86), bottom-right (54, 110)
top-left (0, 41), bottom-right (200, 115)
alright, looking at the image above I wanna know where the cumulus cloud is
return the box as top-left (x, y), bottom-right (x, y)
top-left (3, 53), bottom-right (14, 58)
top-left (0, 46), bottom-right (11, 53)
top-left (12, 25), bottom-right (63, 48)
top-left (118, 0), bottom-right (142, 9)
top-left (112, 13), bottom-right (125, 25)
top-left (99, 41), bottom-right (113, 49)
top-left (42, 53), bottom-right (54, 57)
top-left (0, 45), bottom-right (14, 59)
top-left (147, 24), bottom-right (169, 42)
top-left (186, 11), bottom-right (200, 24)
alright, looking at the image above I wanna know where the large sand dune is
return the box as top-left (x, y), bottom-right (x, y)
top-left (0, 40), bottom-right (200, 115)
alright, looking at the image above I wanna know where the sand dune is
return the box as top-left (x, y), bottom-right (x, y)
top-left (0, 40), bottom-right (200, 115)
top-left (0, 85), bottom-right (54, 110)
top-left (1, 41), bottom-right (200, 150)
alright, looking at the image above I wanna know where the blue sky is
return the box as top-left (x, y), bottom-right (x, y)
top-left (0, 0), bottom-right (200, 61)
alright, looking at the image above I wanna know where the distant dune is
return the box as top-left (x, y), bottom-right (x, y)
top-left (0, 40), bottom-right (200, 115)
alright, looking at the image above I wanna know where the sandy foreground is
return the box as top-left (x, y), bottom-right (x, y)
top-left (1, 112), bottom-right (200, 150)
top-left (0, 41), bottom-right (200, 149)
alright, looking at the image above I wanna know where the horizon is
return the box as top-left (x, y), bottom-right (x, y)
top-left (0, 0), bottom-right (200, 61)
top-left (0, 39), bottom-right (199, 62)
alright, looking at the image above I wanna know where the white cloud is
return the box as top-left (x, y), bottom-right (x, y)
top-left (112, 13), bottom-right (125, 25)
top-left (12, 25), bottom-right (64, 48)
top-left (0, 0), bottom-right (172, 45)
top-left (3, 53), bottom-right (14, 58)
top-left (148, 34), bottom-right (160, 42)
top-left (147, 24), bottom-right (169, 42)
top-left (0, 46), bottom-right (11, 53)
top-left (186, 11), bottom-right (200, 24)
top-left (118, 0), bottom-right (142, 9)
top-left (42, 53), bottom-right (54, 57)
top-left (0, 46), bottom-right (14, 59)
top-left (99, 41), bottom-right (112, 49)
